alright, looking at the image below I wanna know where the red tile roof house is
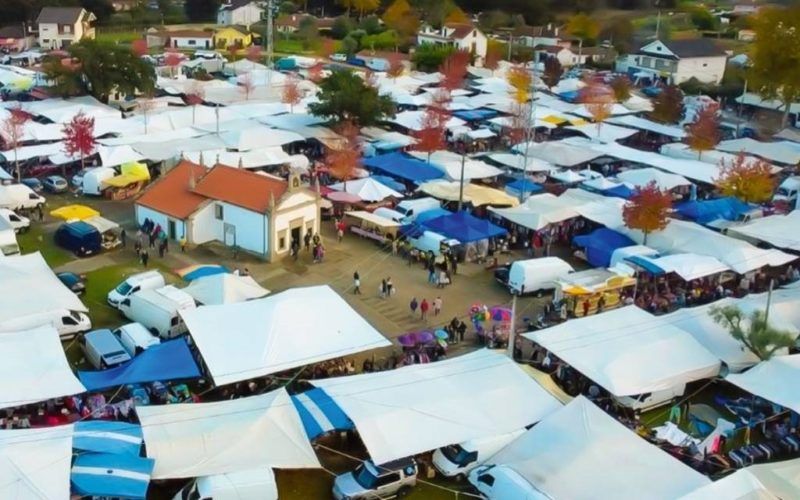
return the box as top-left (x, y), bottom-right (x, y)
top-left (135, 161), bottom-right (322, 261)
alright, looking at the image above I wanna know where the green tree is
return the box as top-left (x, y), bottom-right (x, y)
top-left (567, 13), bottom-right (600, 44)
top-left (359, 14), bottom-right (383, 35)
top-left (710, 305), bottom-right (796, 361)
top-left (412, 44), bottom-right (454, 72)
top-left (309, 69), bottom-right (395, 126)
top-left (331, 16), bottom-right (356, 39)
top-left (341, 35), bottom-right (359, 56)
top-left (688, 6), bottom-right (717, 31)
top-left (297, 15), bottom-right (320, 50)
top-left (649, 85), bottom-right (683, 123)
top-left (43, 40), bottom-right (155, 103)
top-left (184, 0), bottom-right (219, 21)
top-left (749, 5), bottom-right (800, 128)
top-left (478, 10), bottom-right (512, 31)
top-left (601, 18), bottom-right (634, 53)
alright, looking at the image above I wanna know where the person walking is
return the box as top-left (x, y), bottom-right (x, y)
top-left (420, 298), bottom-right (429, 320)
top-left (148, 231), bottom-right (155, 249)
top-left (304, 231), bottom-right (312, 252)
top-left (158, 239), bottom-right (166, 258)
top-left (380, 279), bottom-right (387, 298)
top-left (582, 298), bottom-right (590, 318)
top-left (353, 271), bottom-right (361, 295)
top-left (141, 249), bottom-right (149, 267)
top-left (433, 296), bottom-right (442, 316)
top-left (386, 277), bottom-right (393, 297)
top-left (409, 297), bottom-right (418, 316)
top-left (337, 221), bottom-right (345, 242)
top-left (427, 262), bottom-right (436, 284)
top-left (120, 228), bottom-right (127, 248)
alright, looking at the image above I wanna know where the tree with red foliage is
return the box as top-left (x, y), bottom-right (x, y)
top-left (164, 50), bottom-right (183, 78)
top-left (685, 102), bottom-right (721, 160)
top-left (239, 72), bottom-right (255, 100)
top-left (413, 106), bottom-right (448, 163)
top-left (185, 82), bottom-right (205, 125)
top-left (319, 38), bottom-right (336, 59)
top-left (62, 111), bottom-right (96, 176)
top-left (578, 80), bottom-right (615, 138)
top-left (622, 181), bottom-right (673, 244)
top-left (1, 106), bottom-right (30, 181)
top-left (325, 120), bottom-right (361, 189)
top-left (505, 102), bottom-right (530, 146)
top-left (282, 75), bottom-right (303, 112)
top-left (131, 39), bottom-right (148, 57)
top-left (440, 50), bottom-right (469, 92)
top-left (308, 63), bottom-right (324, 83)
top-left (715, 152), bottom-right (776, 204)
top-left (386, 53), bottom-right (405, 82)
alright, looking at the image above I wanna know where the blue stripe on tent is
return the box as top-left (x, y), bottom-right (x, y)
top-left (71, 453), bottom-right (155, 500)
top-left (291, 388), bottom-right (354, 440)
top-left (572, 228), bottom-right (636, 268)
top-left (675, 197), bottom-right (750, 225)
top-left (77, 337), bottom-right (201, 391)
top-left (625, 255), bottom-right (666, 275)
top-left (73, 421), bottom-right (143, 456)
top-left (603, 184), bottom-right (634, 199)
top-left (362, 153), bottom-right (445, 183)
top-left (421, 211), bottom-right (507, 243)
top-left (371, 175), bottom-right (406, 193)
top-left (451, 108), bottom-right (499, 122)
top-left (505, 179), bottom-right (544, 197)
top-left (413, 208), bottom-right (452, 225)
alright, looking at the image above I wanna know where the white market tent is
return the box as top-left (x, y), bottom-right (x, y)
top-left (566, 123), bottom-right (638, 143)
top-left (550, 169), bottom-right (587, 184)
top-left (512, 140), bottom-right (606, 167)
top-left (181, 285), bottom-right (390, 386)
top-left (717, 138), bottom-right (800, 165)
top-left (728, 211), bottom-right (800, 252)
top-left (312, 349), bottom-right (562, 465)
top-left (481, 396), bottom-right (710, 500)
top-left (98, 145), bottom-right (144, 167)
top-left (0, 252), bottom-right (87, 330)
top-left (329, 177), bottom-right (404, 202)
top-left (417, 180), bottom-right (519, 207)
top-left (725, 355), bottom-right (800, 414)
top-left (0, 326), bottom-right (86, 410)
top-left (0, 426), bottom-right (74, 500)
top-left (219, 124), bottom-right (304, 151)
top-left (634, 253), bottom-right (730, 281)
top-left (184, 273), bottom-right (270, 305)
top-left (409, 150), bottom-right (503, 181)
top-left (485, 152), bottom-right (553, 172)
top-left (608, 115), bottom-right (686, 139)
top-left (664, 297), bottom-right (799, 373)
top-left (184, 147), bottom-right (292, 169)
top-left (680, 469), bottom-right (778, 500)
top-left (489, 193), bottom-right (578, 231)
top-left (570, 103), bottom-right (635, 119)
top-left (617, 167), bottom-right (691, 190)
top-left (137, 389), bottom-right (320, 479)
top-left (659, 142), bottom-right (781, 172)
top-left (390, 110), bottom-right (466, 131)
top-left (746, 458), bottom-right (800, 499)
top-left (525, 306), bottom-right (721, 397)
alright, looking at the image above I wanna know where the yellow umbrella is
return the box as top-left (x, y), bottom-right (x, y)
top-left (562, 285), bottom-right (592, 296)
top-left (50, 204), bottom-right (100, 221)
top-left (542, 115), bottom-right (566, 125)
top-left (120, 162), bottom-right (150, 182)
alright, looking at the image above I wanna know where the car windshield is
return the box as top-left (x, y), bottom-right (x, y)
top-left (115, 282), bottom-right (132, 295)
top-left (776, 188), bottom-right (791, 196)
top-left (353, 463), bottom-right (379, 489)
top-left (70, 310), bottom-right (82, 321)
top-left (441, 444), bottom-right (472, 465)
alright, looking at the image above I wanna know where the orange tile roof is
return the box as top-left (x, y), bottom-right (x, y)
top-left (136, 160), bottom-right (207, 219)
top-left (193, 164), bottom-right (287, 213)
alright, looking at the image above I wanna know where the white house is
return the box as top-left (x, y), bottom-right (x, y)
top-left (36, 7), bottom-right (96, 50)
top-left (618, 39), bottom-right (727, 85)
top-left (417, 23), bottom-right (488, 59)
top-left (217, 0), bottom-right (264, 26)
top-left (512, 24), bottom-right (577, 49)
top-left (135, 161), bottom-right (321, 261)
top-left (0, 25), bottom-right (35, 53)
top-left (167, 30), bottom-right (214, 50)
top-left (535, 45), bottom-right (587, 67)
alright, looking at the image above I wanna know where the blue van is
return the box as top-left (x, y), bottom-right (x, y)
top-left (55, 221), bottom-right (101, 257)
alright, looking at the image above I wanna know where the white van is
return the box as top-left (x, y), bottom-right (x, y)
top-left (119, 289), bottom-right (195, 338)
top-left (0, 309), bottom-right (92, 339)
top-left (172, 468), bottom-right (278, 500)
top-left (81, 329), bottom-right (132, 369)
top-left (468, 465), bottom-right (549, 500)
top-left (107, 270), bottom-right (166, 308)
top-left (506, 257), bottom-right (574, 295)
top-left (613, 384), bottom-right (686, 412)
top-left (395, 197), bottom-right (441, 221)
top-left (0, 217), bottom-right (20, 256)
top-left (155, 285), bottom-right (195, 310)
top-left (773, 176), bottom-right (800, 209)
top-left (408, 230), bottom-right (460, 257)
top-left (0, 184), bottom-right (46, 211)
top-left (113, 322), bottom-right (160, 356)
top-left (0, 208), bottom-right (30, 232)
top-left (372, 207), bottom-right (406, 223)
top-left (432, 429), bottom-right (526, 478)
top-left (81, 167), bottom-right (116, 196)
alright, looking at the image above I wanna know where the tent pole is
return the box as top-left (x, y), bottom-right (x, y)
top-left (507, 292), bottom-right (517, 359)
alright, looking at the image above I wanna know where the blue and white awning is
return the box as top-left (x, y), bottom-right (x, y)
top-left (73, 421), bottom-right (143, 455)
top-left (71, 453), bottom-right (155, 499)
top-left (291, 388), bottom-right (354, 440)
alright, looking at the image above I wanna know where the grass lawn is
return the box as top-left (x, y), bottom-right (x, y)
top-left (95, 29), bottom-right (141, 45)
top-left (17, 224), bottom-right (73, 268)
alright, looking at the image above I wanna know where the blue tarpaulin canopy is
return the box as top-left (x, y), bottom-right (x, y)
top-left (371, 175), bottom-right (406, 193)
top-left (675, 197), bottom-right (750, 225)
top-left (505, 179), bottom-right (544, 197)
top-left (422, 211), bottom-right (507, 243)
top-left (291, 388), bottom-right (354, 440)
top-left (572, 228), bottom-right (636, 268)
top-left (73, 421), bottom-right (143, 456)
top-left (559, 90), bottom-right (581, 103)
top-left (452, 108), bottom-right (499, 122)
top-left (414, 207), bottom-right (452, 224)
top-left (71, 453), bottom-right (155, 500)
top-left (604, 184), bottom-right (634, 199)
top-left (626, 255), bottom-right (667, 275)
top-left (77, 338), bottom-right (201, 391)
top-left (362, 152), bottom-right (445, 183)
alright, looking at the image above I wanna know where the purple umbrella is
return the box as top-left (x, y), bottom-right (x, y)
top-left (416, 331), bottom-right (435, 344)
top-left (397, 333), bottom-right (417, 347)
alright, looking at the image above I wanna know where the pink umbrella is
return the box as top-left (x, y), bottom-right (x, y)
top-left (326, 191), bottom-right (362, 203)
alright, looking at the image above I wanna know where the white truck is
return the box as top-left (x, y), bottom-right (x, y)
top-left (0, 184), bottom-right (45, 211)
top-left (395, 197), bottom-right (441, 222)
top-left (119, 288), bottom-right (195, 338)
top-left (0, 309), bottom-right (91, 339)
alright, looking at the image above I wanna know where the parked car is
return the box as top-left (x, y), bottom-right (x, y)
top-left (57, 271), bottom-right (86, 295)
top-left (80, 329), bottom-right (131, 369)
top-left (432, 430), bottom-right (526, 478)
top-left (112, 322), bottom-right (160, 356)
top-left (20, 178), bottom-right (43, 193)
top-left (333, 458), bottom-right (417, 500)
top-left (42, 175), bottom-right (68, 193)
top-left (71, 168), bottom-right (92, 190)
top-left (330, 53), bottom-right (347, 62)
top-left (0, 208), bottom-right (30, 232)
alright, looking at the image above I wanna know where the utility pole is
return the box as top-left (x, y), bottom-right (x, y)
top-left (507, 32), bottom-right (513, 61)
top-left (520, 64), bottom-right (537, 201)
top-left (266, 0), bottom-right (274, 87)
top-left (458, 141), bottom-right (466, 211)
top-left (506, 292), bottom-right (518, 359)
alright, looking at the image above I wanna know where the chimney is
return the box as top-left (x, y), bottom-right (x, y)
top-left (188, 163), bottom-right (196, 189)
top-left (238, 157), bottom-right (244, 168)
top-left (198, 152), bottom-right (205, 167)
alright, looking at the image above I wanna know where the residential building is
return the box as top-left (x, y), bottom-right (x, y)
top-left (275, 14), bottom-right (336, 34)
top-left (535, 45), bottom-right (588, 67)
top-left (214, 26), bottom-right (253, 49)
top-left (168, 30), bottom-right (214, 50)
top-left (617, 39), bottom-right (727, 85)
top-left (36, 7), bottom-right (96, 50)
top-left (217, 0), bottom-right (264, 26)
top-left (135, 161), bottom-right (321, 261)
top-left (0, 25), bottom-right (35, 53)
top-left (512, 24), bottom-right (574, 49)
top-left (417, 23), bottom-right (488, 59)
